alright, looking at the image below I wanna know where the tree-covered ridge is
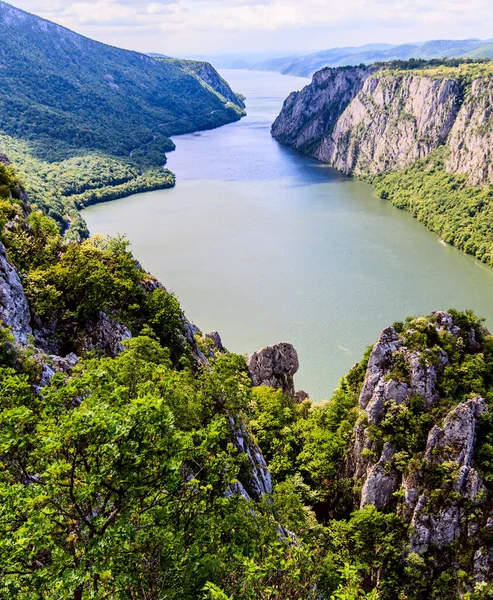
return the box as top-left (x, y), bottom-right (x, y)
top-left (374, 58), bottom-right (493, 79)
top-left (0, 1), bottom-right (244, 165)
top-left (0, 1), bottom-right (246, 236)
top-left (0, 133), bottom-right (175, 239)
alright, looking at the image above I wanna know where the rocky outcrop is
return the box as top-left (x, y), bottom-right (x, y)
top-left (80, 311), bottom-right (132, 357)
top-left (409, 396), bottom-right (488, 554)
top-left (34, 351), bottom-right (79, 393)
top-left (0, 241), bottom-right (32, 343)
top-left (271, 66), bottom-right (375, 153)
top-left (273, 65), bottom-right (493, 185)
top-left (206, 330), bottom-right (226, 353)
top-left (348, 312), bottom-right (492, 569)
top-left (228, 416), bottom-right (273, 502)
top-left (248, 343), bottom-right (300, 397)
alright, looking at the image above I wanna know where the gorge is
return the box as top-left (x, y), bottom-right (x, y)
top-left (85, 69), bottom-right (493, 401)
top-left (2, 0), bottom-right (493, 593)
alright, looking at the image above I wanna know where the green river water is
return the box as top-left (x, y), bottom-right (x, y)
top-left (84, 69), bottom-right (493, 400)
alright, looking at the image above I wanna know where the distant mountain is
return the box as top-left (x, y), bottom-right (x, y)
top-left (0, 1), bottom-right (245, 165)
top-left (252, 39), bottom-right (493, 77)
top-left (184, 52), bottom-right (287, 70)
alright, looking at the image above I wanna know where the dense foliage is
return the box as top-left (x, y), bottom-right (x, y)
top-left (0, 2), bottom-right (245, 237)
top-left (372, 147), bottom-right (493, 267)
top-left (0, 133), bottom-right (175, 239)
top-left (0, 2), bottom-right (244, 166)
top-left (2, 126), bottom-right (493, 597)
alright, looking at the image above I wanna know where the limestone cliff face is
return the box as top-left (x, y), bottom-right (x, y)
top-left (347, 312), bottom-right (493, 583)
top-left (0, 241), bottom-right (32, 344)
top-left (271, 66), bottom-right (375, 153)
top-left (272, 66), bottom-right (493, 185)
top-left (446, 78), bottom-right (493, 185)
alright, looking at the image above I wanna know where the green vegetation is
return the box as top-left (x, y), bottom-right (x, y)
top-left (374, 58), bottom-right (493, 80)
top-left (375, 57), bottom-right (493, 73)
top-left (0, 1), bottom-right (244, 164)
top-left (2, 147), bottom-right (493, 596)
top-left (0, 133), bottom-right (175, 239)
top-left (372, 147), bottom-right (493, 267)
top-left (0, 1), bottom-right (245, 237)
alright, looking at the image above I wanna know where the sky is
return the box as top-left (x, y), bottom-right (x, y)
top-left (7, 0), bottom-right (493, 58)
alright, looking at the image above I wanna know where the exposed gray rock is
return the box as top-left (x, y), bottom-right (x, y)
top-left (206, 330), bottom-right (226, 353)
top-left (425, 396), bottom-right (487, 468)
top-left (248, 342), bottom-right (300, 397)
top-left (272, 65), bottom-right (375, 153)
top-left (295, 390), bottom-right (310, 403)
top-left (0, 241), bottom-right (32, 343)
top-left (409, 397), bottom-right (488, 554)
top-left (474, 548), bottom-right (493, 583)
top-left (360, 443), bottom-right (399, 509)
top-left (34, 352), bottom-right (79, 392)
top-left (433, 310), bottom-right (461, 336)
top-left (359, 326), bottom-right (401, 410)
top-left (273, 67), bottom-right (493, 185)
top-left (184, 320), bottom-right (209, 366)
top-left (80, 311), bottom-right (132, 357)
top-left (229, 416), bottom-right (272, 502)
top-left (315, 74), bottom-right (461, 176)
top-left (345, 313), bottom-right (491, 566)
top-left (446, 78), bottom-right (493, 185)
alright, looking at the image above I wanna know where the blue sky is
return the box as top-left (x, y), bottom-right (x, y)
top-left (8, 0), bottom-right (493, 57)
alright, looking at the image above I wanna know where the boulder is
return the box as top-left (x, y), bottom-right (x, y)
top-left (248, 342), bottom-right (300, 397)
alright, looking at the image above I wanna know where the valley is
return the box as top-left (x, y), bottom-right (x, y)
top-left (85, 69), bottom-right (493, 400)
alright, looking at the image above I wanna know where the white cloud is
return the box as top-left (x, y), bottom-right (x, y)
top-left (8, 0), bottom-right (493, 54)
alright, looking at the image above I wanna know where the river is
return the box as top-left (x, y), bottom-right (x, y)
top-left (84, 69), bottom-right (493, 400)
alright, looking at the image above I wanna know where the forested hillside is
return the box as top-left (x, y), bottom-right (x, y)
top-left (1, 149), bottom-right (493, 598)
top-left (0, 1), bottom-right (245, 237)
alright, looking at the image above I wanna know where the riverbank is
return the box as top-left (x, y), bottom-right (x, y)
top-left (84, 70), bottom-right (493, 400)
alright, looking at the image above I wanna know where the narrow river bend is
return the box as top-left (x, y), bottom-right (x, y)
top-left (84, 69), bottom-right (493, 400)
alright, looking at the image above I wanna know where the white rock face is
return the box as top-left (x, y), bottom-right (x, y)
top-left (315, 74), bottom-right (461, 175)
top-left (273, 67), bottom-right (493, 185)
top-left (0, 241), bottom-right (32, 343)
top-left (360, 443), bottom-right (399, 509)
top-left (446, 78), bottom-right (493, 185)
top-left (271, 66), bottom-right (375, 152)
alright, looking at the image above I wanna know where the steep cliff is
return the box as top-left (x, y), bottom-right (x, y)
top-left (272, 62), bottom-right (493, 185)
top-left (346, 311), bottom-right (493, 590)
top-left (271, 65), bottom-right (375, 153)
top-left (273, 61), bottom-right (493, 268)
